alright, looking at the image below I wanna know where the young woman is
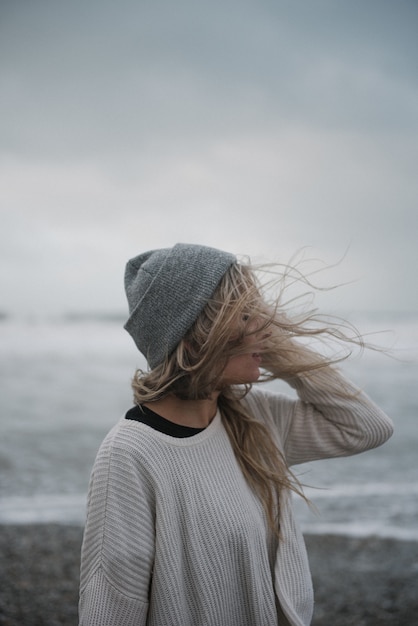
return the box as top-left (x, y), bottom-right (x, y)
top-left (79, 243), bottom-right (393, 626)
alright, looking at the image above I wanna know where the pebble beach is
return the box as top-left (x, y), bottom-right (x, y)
top-left (1, 524), bottom-right (417, 626)
top-left (1, 317), bottom-right (417, 625)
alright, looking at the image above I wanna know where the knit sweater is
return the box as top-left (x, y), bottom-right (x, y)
top-left (79, 368), bottom-right (393, 626)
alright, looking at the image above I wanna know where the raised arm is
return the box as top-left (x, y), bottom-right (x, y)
top-left (253, 331), bottom-right (394, 466)
top-left (278, 365), bottom-right (394, 466)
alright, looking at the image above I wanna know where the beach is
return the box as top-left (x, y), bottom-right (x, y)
top-left (1, 317), bottom-right (417, 624)
top-left (1, 524), bottom-right (417, 626)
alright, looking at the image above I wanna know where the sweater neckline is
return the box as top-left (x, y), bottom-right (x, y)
top-left (125, 409), bottom-right (223, 447)
top-left (125, 404), bottom-right (206, 438)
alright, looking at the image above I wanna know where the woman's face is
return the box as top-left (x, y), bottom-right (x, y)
top-left (219, 317), bottom-right (270, 386)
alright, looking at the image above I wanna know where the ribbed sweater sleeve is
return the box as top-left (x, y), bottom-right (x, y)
top-left (247, 366), bottom-right (394, 467)
top-left (79, 423), bottom-right (155, 626)
top-left (244, 367), bottom-right (393, 626)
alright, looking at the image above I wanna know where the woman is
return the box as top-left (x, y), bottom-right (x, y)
top-left (79, 243), bottom-right (393, 626)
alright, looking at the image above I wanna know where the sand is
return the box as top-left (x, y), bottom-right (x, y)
top-left (1, 524), bottom-right (417, 625)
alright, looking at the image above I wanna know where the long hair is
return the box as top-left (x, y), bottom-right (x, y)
top-left (131, 258), bottom-right (364, 535)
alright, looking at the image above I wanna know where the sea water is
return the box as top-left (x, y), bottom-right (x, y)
top-left (0, 313), bottom-right (417, 540)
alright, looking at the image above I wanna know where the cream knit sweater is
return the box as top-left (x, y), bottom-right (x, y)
top-left (79, 368), bottom-right (393, 626)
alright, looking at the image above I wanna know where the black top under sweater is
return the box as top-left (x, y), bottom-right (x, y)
top-left (125, 404), bottom-right (205, 438)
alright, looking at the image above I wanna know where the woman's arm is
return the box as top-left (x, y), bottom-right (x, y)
top-left (278, 365), bottom-right (394, 466)
top-left (79, 424), bottom-right (155, 626)
top-left (256, 334), bottom-right (394, 466)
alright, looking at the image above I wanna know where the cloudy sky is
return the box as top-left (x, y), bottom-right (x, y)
top-left (1, 0), bottom-right (417, 317)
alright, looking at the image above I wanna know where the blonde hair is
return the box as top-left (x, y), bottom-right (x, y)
top-left (131, 259), bottom-right (364, 535)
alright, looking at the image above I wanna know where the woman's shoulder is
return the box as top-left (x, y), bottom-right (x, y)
top-left (242, 385), bottom-right (300, 429)
top-left (244, 384), bottom-right (296, 409)
top-left (95, 416), bottom-right (163, 468)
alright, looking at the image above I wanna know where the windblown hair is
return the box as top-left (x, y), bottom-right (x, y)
top-left (131, 257), bottom-right (364, 536)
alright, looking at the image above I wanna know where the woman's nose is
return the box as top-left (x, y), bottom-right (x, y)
top-left (254, 324), bottom-right (271, 340)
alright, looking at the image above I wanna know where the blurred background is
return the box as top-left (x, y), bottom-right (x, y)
top-left (0, 0), bottom-right (417, 537)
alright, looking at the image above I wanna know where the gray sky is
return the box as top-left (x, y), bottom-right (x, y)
top-left (1, 0), bottom-right (417, 316)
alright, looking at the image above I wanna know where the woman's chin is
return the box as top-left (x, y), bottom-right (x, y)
top-left (222, 370), bottom-right (261, 387)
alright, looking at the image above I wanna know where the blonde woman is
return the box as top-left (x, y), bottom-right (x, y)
top-left (79, 243), bottom-right (393, 626)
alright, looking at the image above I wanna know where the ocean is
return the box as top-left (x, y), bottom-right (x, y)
top-left (1, 312), bottom-right (417, 540)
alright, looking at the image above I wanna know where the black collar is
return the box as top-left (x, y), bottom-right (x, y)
top-left (125, 404), bottom-right (206, 438)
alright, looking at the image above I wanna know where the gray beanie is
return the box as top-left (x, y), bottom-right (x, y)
top-left (124, 243), bottom-right (236, 368)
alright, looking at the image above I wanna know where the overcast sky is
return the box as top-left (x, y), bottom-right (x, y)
top-left (1, 0), bottom-right (417, 317)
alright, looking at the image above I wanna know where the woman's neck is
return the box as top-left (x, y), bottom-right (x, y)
top-left (143, 393), bottom-right (219, 429)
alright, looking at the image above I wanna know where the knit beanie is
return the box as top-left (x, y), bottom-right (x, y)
top-left (124, 243), bottom-right (236, 368)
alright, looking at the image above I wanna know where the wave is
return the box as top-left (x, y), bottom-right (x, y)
top-left (0, 494), bottom-right (87, 526)
top-left (301, 481), bottom-right (418, 499)
top-left (301, 522), bottom-right (418, 542)
top-left (1, 490), bottom-right (417, 542)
